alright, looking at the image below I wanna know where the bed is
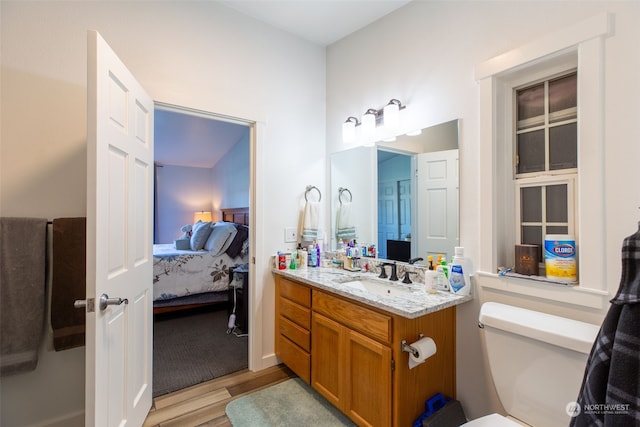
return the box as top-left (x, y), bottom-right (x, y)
top-left (153, 207), bottom-right (249, 314)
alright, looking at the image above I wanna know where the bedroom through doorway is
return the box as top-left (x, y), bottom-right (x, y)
top-left (152, 103), bottom-right (253, 397)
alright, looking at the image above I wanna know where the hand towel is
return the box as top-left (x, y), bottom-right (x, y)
top-left (301, 201), bottom-right (319, 242)
top-left (336, 202), bottom-right (356, 242)
top-left (51, 217), bottom-right (86, 351)
top-left (0, 217), bottom-right (47, 376)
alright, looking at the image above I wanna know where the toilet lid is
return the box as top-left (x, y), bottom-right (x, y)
top-left (461, 413), bottom-right (528, 427)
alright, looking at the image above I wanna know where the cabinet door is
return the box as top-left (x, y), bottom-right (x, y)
top-left (345, 329), bottom-right (392, 427)
top-left (311, 312), bottom-right (343, 408)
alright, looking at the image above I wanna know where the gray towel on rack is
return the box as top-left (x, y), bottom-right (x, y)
top-left (0, 217), bottom-right (47, 376)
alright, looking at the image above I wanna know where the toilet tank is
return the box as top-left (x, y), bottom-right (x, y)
top-left (479, 302), bottom-right (600, 427)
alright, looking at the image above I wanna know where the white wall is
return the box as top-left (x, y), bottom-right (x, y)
top-left (156, 165), bottom-right (214, 244)
top-left (1, 1), bottom-right (325, 425)
top-left (211, 133), bottom-right (250, 217)
top-left (326, 0), bottom-right (640, 420)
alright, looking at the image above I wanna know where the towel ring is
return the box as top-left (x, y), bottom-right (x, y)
top-left (338, 187), bottom-right (353, 205)
top-left (305, 185), bottom-right (322, 202)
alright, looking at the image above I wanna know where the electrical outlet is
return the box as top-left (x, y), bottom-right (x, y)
top-left (284, 227), bottom-right (297, 243)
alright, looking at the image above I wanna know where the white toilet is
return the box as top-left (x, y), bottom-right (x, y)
top-left (462, 302), bottom-right (600, 427)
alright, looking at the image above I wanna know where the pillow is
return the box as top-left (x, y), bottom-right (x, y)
top-left (226, 224), bottom-right (249, 258)
top-left (204, 222), bottom-right (237, 256)
top-left (190, 221), bottom-right (213, 251)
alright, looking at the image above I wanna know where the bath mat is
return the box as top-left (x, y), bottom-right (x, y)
top-left (225, 378), bottom-right (355, 426)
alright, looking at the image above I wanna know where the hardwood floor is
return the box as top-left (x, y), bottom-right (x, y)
top-left (144, 364), bottom-right (296, 427)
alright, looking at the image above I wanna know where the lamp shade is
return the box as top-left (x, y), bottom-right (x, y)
top-left (342, 117), bottom-right (357, 144)
top-left (194, 211), bottom-right (212, 223)
top-left (361, 109), bottom-right (377, 139)
top-left (383, 101), bottom-right (400, 132)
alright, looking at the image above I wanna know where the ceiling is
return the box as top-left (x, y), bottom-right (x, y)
top-left (155, 1), bottom-right (411, 168)
top-left (155, 109), bottom-right (249, 169)
top-left (219, 0), bottom-right (412, 46)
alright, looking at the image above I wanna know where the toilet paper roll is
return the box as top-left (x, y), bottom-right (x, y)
top-left (408, 337), bottom-right (437, 369)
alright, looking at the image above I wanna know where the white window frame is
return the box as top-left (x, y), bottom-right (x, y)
top-left (475, 13), bottom-right (611, 309)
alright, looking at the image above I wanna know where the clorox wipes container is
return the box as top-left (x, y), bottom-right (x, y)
top-left (544, 234), bottom-right (577, 282)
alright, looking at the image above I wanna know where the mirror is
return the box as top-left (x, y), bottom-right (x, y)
top-left (330, 119), bottom-right (459, 266)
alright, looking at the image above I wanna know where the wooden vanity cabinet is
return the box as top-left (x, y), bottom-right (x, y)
top-left (274, 274), bottom-right (456, 427)
top-left (312, 293), bottom-right (392, 427)
top-left (275, 276), bottom-right (311, 383)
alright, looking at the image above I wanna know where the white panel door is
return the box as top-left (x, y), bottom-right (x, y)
top-left (86, 30), bottom-right (153, 427)
top-left (377, 180), bottom-right (398, 259)
top-left (416, 149), bottom-right (459, 261)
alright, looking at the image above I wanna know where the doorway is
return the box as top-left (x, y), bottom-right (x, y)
top-left (152, 103), bottom-right (254, 396)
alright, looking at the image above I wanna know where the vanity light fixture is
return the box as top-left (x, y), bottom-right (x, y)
top-left (342, 116), bottom-right (359, 144)
top-left (342, 98), bottom-right (407, 144)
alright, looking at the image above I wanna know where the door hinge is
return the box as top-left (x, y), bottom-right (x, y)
top-left (391, 358), bottom-right (395, 371)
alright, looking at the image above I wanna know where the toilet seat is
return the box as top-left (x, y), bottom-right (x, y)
top-left (461, 413), bottom-right (529, 427)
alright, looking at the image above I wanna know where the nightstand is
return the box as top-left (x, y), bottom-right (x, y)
top-left (174, 238), bottom-right (190, 250)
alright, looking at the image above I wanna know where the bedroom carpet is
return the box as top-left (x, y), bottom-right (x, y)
top-left (225, 378), bottom-right (355, 426)
top-left (153, 307), bottom-right (248, 397)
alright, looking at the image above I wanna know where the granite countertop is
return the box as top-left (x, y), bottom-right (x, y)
top-left (273, 266), bottom-right (472, 319)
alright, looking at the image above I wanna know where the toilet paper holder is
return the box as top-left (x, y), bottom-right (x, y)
top-left (401, 333), bottom-right (424, 358)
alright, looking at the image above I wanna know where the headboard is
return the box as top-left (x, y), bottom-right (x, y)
top-left (221, 207), bottom-right (249, 226)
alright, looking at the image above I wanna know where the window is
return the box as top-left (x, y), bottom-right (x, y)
top-left (475, 12), bottom-right (611, 308)
top-left (514, 72), bottom-right (577, 270)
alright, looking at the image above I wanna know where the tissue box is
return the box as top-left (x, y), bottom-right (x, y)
top-left (175, 238), bottom-right (190, 250)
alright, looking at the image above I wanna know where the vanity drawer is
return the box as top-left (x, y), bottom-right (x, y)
top-left (277, 334), bottom-right (311, 384)
top-left (279, 297), bottom-right (311, 330)
top-left (278, 277), bottom-right (311, 307)
top-left (313, 290), bottom-right (392, 344)
top-left (279, 315), bottom-right (310, 351)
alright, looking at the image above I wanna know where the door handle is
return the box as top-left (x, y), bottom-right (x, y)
top-left (73, 294), bottom-right (127, 312)
top-left (99, 294), bottom-right (128, 311)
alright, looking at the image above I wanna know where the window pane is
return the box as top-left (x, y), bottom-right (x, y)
top-left (522, 226), bottom-right (543, 260)
top-left (521, 186), bottom-right (542, 222)
top-left (549, 123), bottom-right (577, 170)
top-left (517, 83), bottom-right (544, 126)
top-left (549, 73), bottom-right (577, 117)
top-left (546, 184), bottom-right (568, 222)
top-left (547, 225), bottom-right (569, 235)
top-left (517, 130), bottom-right (545, 174)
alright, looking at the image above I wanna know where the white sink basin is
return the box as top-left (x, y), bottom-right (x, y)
top-left (340, 278), bottom-right (415, 298)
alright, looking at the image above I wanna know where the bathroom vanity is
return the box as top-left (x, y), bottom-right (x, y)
top-left (274, 267), bottom-right (471, 427)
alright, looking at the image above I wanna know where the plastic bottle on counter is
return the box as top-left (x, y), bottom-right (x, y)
top-left (315, 242), bottom-right (321, 267)
top-left (309, 244), bottom-right (317, 267)
top-left (437, 259), bottom-right (449, 279)
top-left (449, 247), bottom-right (472, 296)
top-left (299, 247), bottom-right (308, 269)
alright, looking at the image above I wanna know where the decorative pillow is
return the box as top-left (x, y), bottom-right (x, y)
top-left (204, 222), bottom-right (237, 256)
top-left (226, 224), bottom-right (249, 258)
top-left (190, 221), bottom-right (213, 251)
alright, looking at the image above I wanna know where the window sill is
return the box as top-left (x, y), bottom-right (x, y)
top-left (477, 271), bottom-right (609, 309)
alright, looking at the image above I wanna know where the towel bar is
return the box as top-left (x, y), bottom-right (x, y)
top-left (305, 185), bottom-right (322, 202)
top-left (338, 187), bottom-right (352, 204)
